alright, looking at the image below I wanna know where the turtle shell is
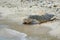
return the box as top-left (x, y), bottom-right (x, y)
top-left (29, 13), bottom-right (55, 23)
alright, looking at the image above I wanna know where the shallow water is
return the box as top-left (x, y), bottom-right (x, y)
top-left (0, 19), bottom-right (60, 40)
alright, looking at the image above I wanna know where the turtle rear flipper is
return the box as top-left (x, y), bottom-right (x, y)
top-left (50, 16), bottom-right (56, 21)
top-left (50, 18), bottom-right (56, 21)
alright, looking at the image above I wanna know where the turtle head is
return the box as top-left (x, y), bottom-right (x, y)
top-left (23, 18), bottom-right (32, 24)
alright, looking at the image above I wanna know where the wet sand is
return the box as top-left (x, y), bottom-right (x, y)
top-left (0, 19), bottom-right (60, 40)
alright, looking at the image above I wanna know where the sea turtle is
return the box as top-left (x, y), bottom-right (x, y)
top-left (23, 13), bottom-right (56, 24)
